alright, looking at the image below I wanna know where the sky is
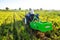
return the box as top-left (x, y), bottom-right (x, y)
top-left (0, 0), bottom-right (60, 10)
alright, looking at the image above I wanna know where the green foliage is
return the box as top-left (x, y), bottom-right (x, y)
top-left (0, 10), bottom-right (60, 40)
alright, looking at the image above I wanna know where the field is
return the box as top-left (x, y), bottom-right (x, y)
top-left (0, 10), bottom-right (60, 40)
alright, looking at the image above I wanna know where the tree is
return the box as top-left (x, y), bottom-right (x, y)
top-left (0, 9), bottom-right (1, 10)
top-left (6, 7), bottom-right (9, 10)
top-left (19, 8), bottom-right (21, 10)
top-left (29, 8), bottom-right (32, 11)
top-left (40, 8), bottom-right (43, 10)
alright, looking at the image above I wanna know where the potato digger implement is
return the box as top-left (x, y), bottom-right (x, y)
top-left (30, 20), bottom-right (53, 32)
top-left (24, 13), bottom-right (53, 39)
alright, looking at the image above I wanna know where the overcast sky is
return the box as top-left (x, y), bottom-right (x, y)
top-left (0, 0), bottom-right (60, 10)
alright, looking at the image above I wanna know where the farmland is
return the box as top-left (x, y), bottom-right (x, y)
top-left (0, 10), bottom-right (60, 40)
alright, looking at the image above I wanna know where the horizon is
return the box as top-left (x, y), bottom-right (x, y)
top-left (0, 0), bottom-right (60, 10)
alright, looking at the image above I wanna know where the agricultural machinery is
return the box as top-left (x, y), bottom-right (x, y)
top-left (24, 13), bottom-right (53, 38)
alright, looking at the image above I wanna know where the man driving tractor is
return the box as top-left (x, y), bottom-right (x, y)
top-left (25, 8), bottom-right (39, 25)
top-left (24, 8), bottom-right (53, 40)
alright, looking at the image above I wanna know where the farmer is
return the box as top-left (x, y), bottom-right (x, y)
top-left (25, 9), bottom-right (34, 25)
top-left (25, 8), bottom-right (39, 25)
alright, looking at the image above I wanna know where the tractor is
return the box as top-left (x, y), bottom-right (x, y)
top-left (24, 13), bottom-right (53, 39)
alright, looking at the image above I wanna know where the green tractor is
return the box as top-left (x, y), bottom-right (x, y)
top-left (25, 13), bottom-right (53, 38)
top-left (25, 13), bottom-right (53, 32)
